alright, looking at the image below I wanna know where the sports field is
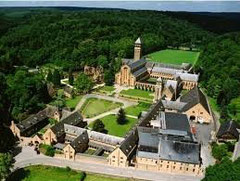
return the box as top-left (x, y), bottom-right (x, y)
top-left (147, 49), bottom-right (200, 65)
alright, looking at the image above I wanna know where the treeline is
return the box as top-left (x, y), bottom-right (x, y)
top-left (195, 32), bottom-right (240, 123)
top-left (0, 9), bottom-right (211, 73)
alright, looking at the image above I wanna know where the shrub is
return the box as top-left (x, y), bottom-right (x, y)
top-left (39, 144), bottom-right (55, 157)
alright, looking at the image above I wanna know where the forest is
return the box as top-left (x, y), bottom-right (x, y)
top-left (0, 8), bottom-right (240, 157)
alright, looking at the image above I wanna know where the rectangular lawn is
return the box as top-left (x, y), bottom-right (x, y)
top-left (147, 49), bottom-right (200, 65)
top-left (81, 98), bottom-right (123, 118)
top-left (120, 89), bottom-right (154, 102)
top-left (89, 114), bottom-right (137, 137)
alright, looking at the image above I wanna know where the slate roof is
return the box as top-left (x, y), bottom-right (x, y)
top-left (164, 112), bottom-right (190, 132)
top-left (70, 131), bottom-right (89, 151)
top-left (128, 59), bottom-right (146, 70)
top-left (132, 67), bottom-right (148, 78)
top-left (159, 139), bottom-right (200, 164)
top-left (175, 72), bottom-right (199, 82)
top-left (50, 112), bottom-right (84, 138)
top-left (161, 100), bottom-right (187, 111)
top-left (16, 109), bottom-right (48, 135)
top-left (180, 87), bottom-right (210, 113)
top-left (119, 130), bottom-right (138, 157)
top-left (216, 120), bottom-right (240, 139)
top-left (137, 127), bottom-right (201, 164)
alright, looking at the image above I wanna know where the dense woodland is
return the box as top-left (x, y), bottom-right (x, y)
top-left (0, 8), bottom-right (240, 180)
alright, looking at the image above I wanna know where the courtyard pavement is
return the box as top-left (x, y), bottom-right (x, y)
top-left (14, 146), bottom-right (203, 181)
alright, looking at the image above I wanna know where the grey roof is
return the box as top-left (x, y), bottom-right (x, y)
top-left (161, 100), bottom-right (187, 111)
top-left (122, 58), bottom-right (133, 65)
top-left (164, 112), bottom-right (190, 132)
top-left (151, 67), bottom-right (183, 75)
top-left (159, 139), bottom-right (200, 164)
top-left (50, 112), bottom-right (84, 137)
top-left (132, 67), bottom-right (147, 78)
top-left (16, 109), bottom-right (48, 134)
top-left (119, 130), bottom-right (138, 157)
top-left (180, 87), bottom-right (210, 113)
top-left (128, 59), bottom-right (146, 70)
top-left (165, 80), bottom-right (178, 90)
top-left (64, 124), bottom-right (86, 136)
top-left (53, 143), bottom-right (65, 150)
top-left (216, 121), bottom-right (240, 139)
top-left (89, 141), bottom-right (115, 152)
top-left (175, 72), bottom-right (199, 82)
top-left (70, 131), bottom-right (89, 151)
top-left (137, 128), bottom-right (201, 164)
top-left (87, 130), bottom-right (124, 146)
top-left (135, 37), bottom-right (141, 44)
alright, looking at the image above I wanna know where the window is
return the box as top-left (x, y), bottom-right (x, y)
top-left (193, 169), bottom-right (195, 172)
top-left (113, 156), bottom-right (115, 158)
top-left (200, 112), bottom-right (203, 114)
top-left (192, 111), bottom-right (195, 113)
top-left (120, 157), bottom-right (123, 159)
top-left (180, 167), bottom-right (182, 170)
top-left (173, 166), bottom-right (175, 169)
top-left (112, 160), bottom-right (115, 162)
top-left (167, 165), bottom-right (169, 168)
top-left (186, 168), bottom-right (189, 171)
top-left (160, 164), bottom-right (162, 167)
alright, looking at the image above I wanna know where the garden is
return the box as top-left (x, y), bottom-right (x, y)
top-left (119, 89), bottom-right (154, 102)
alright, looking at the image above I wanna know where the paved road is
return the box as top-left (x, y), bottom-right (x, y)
top-left (14, 147), bottom-right (202, 181)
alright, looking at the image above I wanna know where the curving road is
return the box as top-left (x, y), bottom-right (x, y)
top-left (14, 146), bottom-right (203, 181)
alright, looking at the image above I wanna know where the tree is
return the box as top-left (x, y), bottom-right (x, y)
top-left (46, 70), bottom-right (53, 82)
top-left (212, 143), bottom-right (229, 161)
top-left (92, 119), bottom-right (107, 133)
top-left (104, 69), bottom-right (114, 86)
top-left (68, 69), bottom-right (74, 86)
top-left (52, 69), bottom-right (61, 87)
top-left (74, 73), bottom-right (94, 94)
top-left (117, 108), bottom-right (126, 125)
top-left (0, 153), bottom-right (14, 180)
top-left (96, 55), bottom-right (108, 68)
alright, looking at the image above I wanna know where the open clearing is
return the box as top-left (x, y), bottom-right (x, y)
top-left (89, 114), bottom-right (137, 137)
top-left (125, 102), bottom-right (151, 117)
top-left (7, 165), bottom-right (129, 181)
top-left (81, 98), bottom-right (123, 118)
top-left (147, 49), bottom-right (200, 65)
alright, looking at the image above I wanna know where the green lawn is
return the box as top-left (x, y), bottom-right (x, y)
top-left (99, 86), bottom-right (115, 92)
top-left (65, 95), bottom-right (82, 109)
top-left (147, 49), bottom-right (200, 65)
top-left (81, 98), bottom-right (123, 118)
top-left (120, 89), bottom-right (154, 102)
top-left (7, 165), bottom-right (129, 181)
top-left (89, 114), bottom-right (137, 137)
top-left (125, 102), bottom-right (151, 117)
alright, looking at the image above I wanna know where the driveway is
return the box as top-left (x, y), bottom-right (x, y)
top-left (14, 146), bottom-right (202, 181)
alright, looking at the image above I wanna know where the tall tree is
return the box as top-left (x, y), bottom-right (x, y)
top-left (74, 73), bottom-right (94, 94)
top-left (117, 108), bottom-right (126, 125)
top-left (68, 69), bottom-right (74, 86)
top-left (92, 119), bottom-right (107, 133)
top-left (0, 153), bottom-right (14, 180)
top-left (52, 69), bottom-right (61, 87)
top-left (46, 70), bottom-right (53, 82)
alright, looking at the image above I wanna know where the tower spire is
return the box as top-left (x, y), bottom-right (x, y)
top-left (134, 37), bottom-right (142, 61)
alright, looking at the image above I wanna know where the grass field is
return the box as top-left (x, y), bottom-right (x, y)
top-left (89, 114), bottom-right (137, 137)
top-left (81, 98), bottom-right (123, 118)
top-left (147, 49), bottom-right (200, 65)
top-left (65, 95), bottom-right (82, 109)
top-left (125, 102), bottom-right (151, 117)
top-left (7, 165), bottom-right (129, 181)
top-left (120, 89), bottom-right (154, 102)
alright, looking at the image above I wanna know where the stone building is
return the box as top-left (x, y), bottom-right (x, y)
top-left (161, 87), bottom-right (212, 124)
top-left (84, 65), bottom-right (104, 83)
top-left (216, 120), bottom-right (240, 142)
top-left (10, 106), bottom-right (62, 143)
top-left (115, 37), bottom-right (199, 102)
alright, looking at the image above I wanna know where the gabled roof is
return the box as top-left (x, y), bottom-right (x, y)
top-left (129, 59), bottom-right (146, 70)
top-left (180, 87), bottom-right (210, 113)
top-left (119, 130), bottom-right (138, 157)
top-left (216, 120), bottom-right (240, 139)
top-left (51, 111), bottom-right (84, 138)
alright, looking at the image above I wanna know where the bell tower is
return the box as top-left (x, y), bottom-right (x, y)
top-left (134, 37), bottom-right (141, 61)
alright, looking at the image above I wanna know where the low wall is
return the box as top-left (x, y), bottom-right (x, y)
top-left (75, 153), bottom-right (107, 165)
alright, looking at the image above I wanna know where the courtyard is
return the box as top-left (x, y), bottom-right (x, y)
top-left (120, 89), bottom-right (154, 102)
top-left (80, 98), bottom-right (123, 118)
top-left (89, 114), bottom-right (138, 137)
